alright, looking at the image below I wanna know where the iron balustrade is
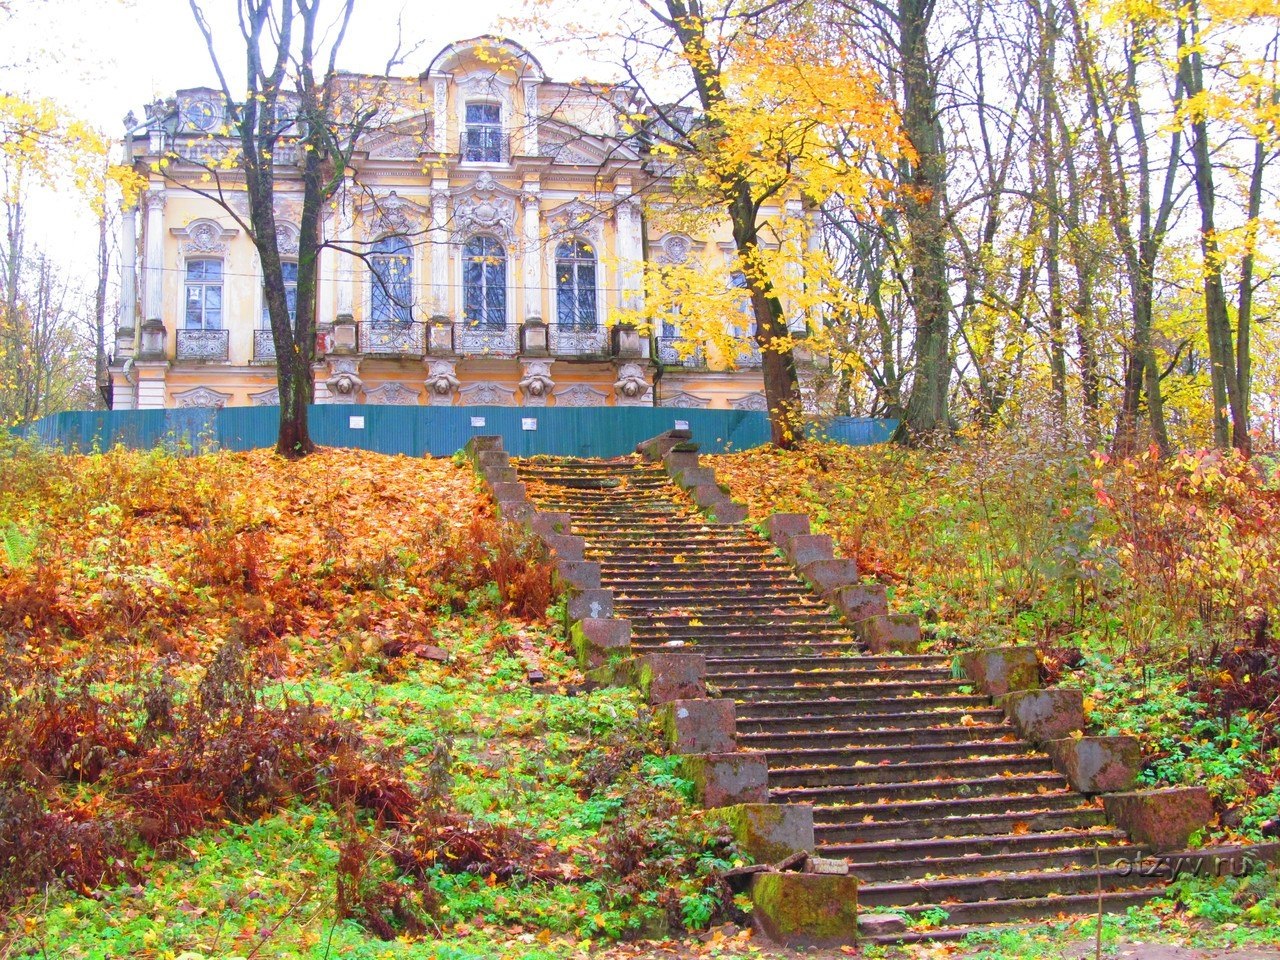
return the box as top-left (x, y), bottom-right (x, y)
top-left (656, 337), bottom-right (704, 368)
top-left (252, 330), bottom-right (277, 363)
top-left (454, 322), bottom-right (519, 355)
top-left (549, 324), bottom-right (608, 358)
top-left (176, 328), bottom-right (229, 361)
top-left (359, 321), bottom-right (426, 357)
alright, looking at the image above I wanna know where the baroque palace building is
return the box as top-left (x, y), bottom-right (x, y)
top-left (108, 37), bottom-right (800, 413)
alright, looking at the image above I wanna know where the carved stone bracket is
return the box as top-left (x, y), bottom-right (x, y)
top-left (554, 384), bottom-right (609, 408)
top-left (659, 390), bottom-right (712, 409)
top-left (459, 381), bottom-right (517, 406)
top-left (172, 385), bottom-right (232, 409)
top-left (249, 387), bottom-right (280, 407)
top-left (518, 358), bottom-right (555, 407)
top-left (171, 218), bottom-right (237, 257)
top-left (613, 361), bottom-right (653, 407)
top-left (730, 392), bottom-right (768, 412)
top-left (324, 356), bottom-right (364, 403)
top-left (366, 382), bottom-right (421, 405)
top-left (423, 358), bottom-right (461, 406)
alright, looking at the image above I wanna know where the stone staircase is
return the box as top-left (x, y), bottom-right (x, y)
top-left (515, 454), bottom-right (1173, 939)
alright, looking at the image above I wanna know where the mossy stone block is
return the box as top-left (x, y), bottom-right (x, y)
top-left (679, 753), bottom-right (769, 807)
top-left (961, 646), bottom-right (1040, 696)
top-left (998, 688), bottom-right (1084, 744)
top-left (707, 803), bottom-right (814, 863)
top-left (1104, 787), bottom-right (1213, 853)
top-left (861, 614), bottom-right (923, 654)
top-left (750, 872), bottom-right (860, 948)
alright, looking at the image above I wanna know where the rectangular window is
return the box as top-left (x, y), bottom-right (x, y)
top-left (262, 261), bottom-right (299, 327)
top-left (464, 102), bottom-right (503, 162)
top-left (185, 259), bottom-right (223, 330)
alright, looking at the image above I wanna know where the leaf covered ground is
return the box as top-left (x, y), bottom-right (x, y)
top-left (0, 443), bottom-right (742, 957)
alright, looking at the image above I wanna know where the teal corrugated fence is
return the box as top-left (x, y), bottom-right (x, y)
top-left (16, 406), bottom-right (896, 457)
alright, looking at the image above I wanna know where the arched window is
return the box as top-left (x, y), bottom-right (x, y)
top-left (462, 236), bottom-right (506, 328)
top-left (184, 259), bottom-right (223, 329)
top-left (262, 261), bottom-right (299, 327)
top-left (369, 236), bottom-right (412, 322)
top-left (555, 239), bottom-right (598, 330)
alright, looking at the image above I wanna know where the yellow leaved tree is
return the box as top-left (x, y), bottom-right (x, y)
top-left (522, 0), bottom-right (908, 447)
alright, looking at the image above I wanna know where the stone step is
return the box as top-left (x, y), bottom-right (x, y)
top-left (637, 627), bottom-right (854, 643)
top-left (709, 667), bottom-right (956, 687)
top-left (819, 826), bottom-right (1130, 865)
top-left (769, 771), bottom-right (1072, 806)
top-left (706, 659), bottom-right (945, 677)
top-left (856, 868), bottom-right (1161, 910)
top-left (719, 680), bottom-right (973, 701)
top-left (735, 694), bottom-right (994, 718)
top-left (759, 739), bottom-right (1037, 769)
top-left (815, 806), bottom-right (1108, 844)
top-left (766, 754), bottom-right (1057, 788)
top-left (863, 888), bottom-right (1163, 931)
top-left (739, 723), bottom-right (1014, 750)
top-left (735, 707), bottom-right (1005, 733)
top-left (813, 790), bottom-right (1083, 824)
top-left (848, 843), bottom-right (1146, 883)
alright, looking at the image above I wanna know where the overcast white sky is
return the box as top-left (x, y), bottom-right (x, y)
top-left (1, 0), bottom-right (616, 288)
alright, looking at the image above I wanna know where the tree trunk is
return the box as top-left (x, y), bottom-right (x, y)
top-left (1180, 12), bottom-right (1248, 453)
top-left (895, 0), bottom-right (952, 444)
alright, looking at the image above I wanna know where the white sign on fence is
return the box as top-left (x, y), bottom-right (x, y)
top-left (674, 419), bottom-right (689, 431)
top-left (470, 416), bottom-right (486, 427)
top-left (522, 418), bottom-right (538, 431)
top-left (348, 416), bottom-right (365, 429)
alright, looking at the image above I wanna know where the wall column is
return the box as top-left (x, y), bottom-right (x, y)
top-left (430, 180), bottom-right (450, 317)
top-left (613, 185), bottom-right (643, 314)
top-left (142, 189), bottom-right (166, 323)
top-left (117, 201), bottom-right (138, 357)
top-left (334, 178), bottom-right (355, 320)
top-left (522, 182), bottom-right (542, 321)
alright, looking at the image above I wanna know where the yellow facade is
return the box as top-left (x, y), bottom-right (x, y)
top-left (110, 37), bottom-right (771, 414)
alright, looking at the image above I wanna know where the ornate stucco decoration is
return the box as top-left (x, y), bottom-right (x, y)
top-left (423, 358), bottom-right (461, 406)
top-left (325, 356), bottom-right (364, 402)
top-left (518, 358), bottom-right (555, 407)
top-left (173, 385), bottom-right (232, 409)
top-left (659, 390), bottom-right (711, 409)
top-left (366, 382), bottom-right (421, 405)
top-left (613, 362), bottom-right (653, 407)
top-left (249, 387), bottom-right (280, 407)
top-left (553, 384), bottom-right (609, 408)
top-left (171, 218), bottom-right (237, 257)
top-left (655, 233), bottom-right (705, 265)
top-left (452, 173), bottom-right (518, 244)
top-left (275, 222), bottom-right (300, 257)
top-left (459, 381), bottom-right (516, 406)
top-left (544, 197), bottom-right (605, 248)
top-left (360, 191), bottom-right (428, 239)
top-left (730, 392), bottom-right (769, 412)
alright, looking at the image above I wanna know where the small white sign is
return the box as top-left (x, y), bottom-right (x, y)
top-left (522, 418), bottom-right (538, 431)
top-left (470, 416), bottom-right (486, 428)
top-left (674, 419), bottom-right (690, 431)
top-left (348, 416), bottom-right (365, 430)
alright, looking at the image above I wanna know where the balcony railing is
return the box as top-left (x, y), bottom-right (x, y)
top-left (455, 322), bottom-right (519, 355)
top-left (253, 330), bottom-right (277, 363)
top-left (176, 328), bottom-right (229, 362)
top-left (734, 338), bottom-right (763, 368)
top-left (656, 336), bottom-right (704, 368)
top-left (359, 321), bottom-right (426, 357)
top-left (549, 324), bottom-right (608, 358)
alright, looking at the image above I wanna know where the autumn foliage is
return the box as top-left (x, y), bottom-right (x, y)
top-left (0, 443), bottom-right (558, 913)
